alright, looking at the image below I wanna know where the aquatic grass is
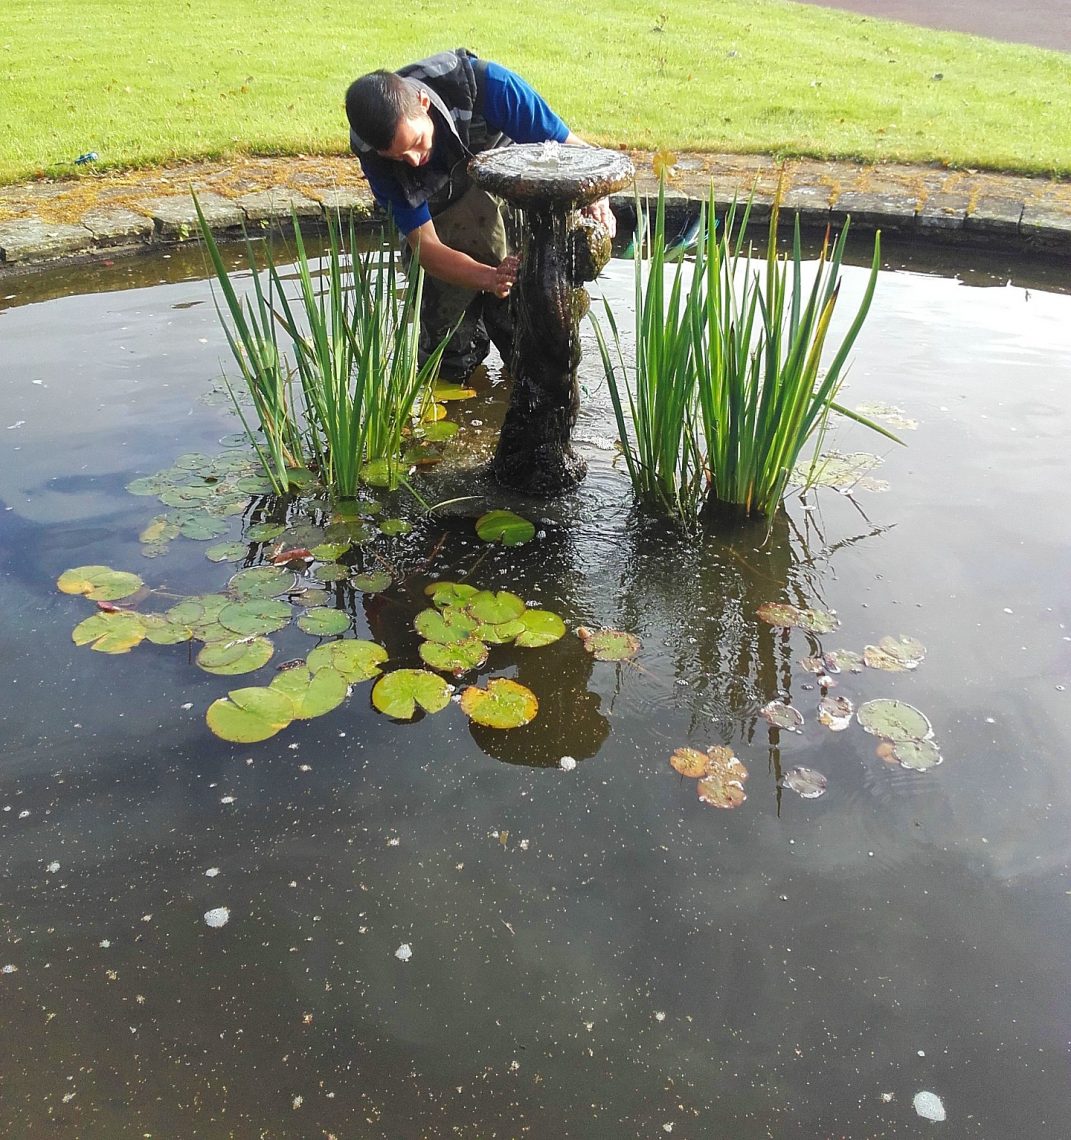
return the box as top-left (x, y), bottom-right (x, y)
top-left (196, 200), bottom-right (445, 498)
top-left (591, 180), bottom-right (895, 522)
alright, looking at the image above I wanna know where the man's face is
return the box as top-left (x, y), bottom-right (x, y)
top-left (378, 91), bottom-right (434, 167)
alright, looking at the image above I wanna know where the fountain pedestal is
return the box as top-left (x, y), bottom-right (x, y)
top-left (469, 144), bottom-right (634, 495)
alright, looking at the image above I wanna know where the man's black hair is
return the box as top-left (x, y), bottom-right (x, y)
top-left (345, 71), bottom-right (423, 151)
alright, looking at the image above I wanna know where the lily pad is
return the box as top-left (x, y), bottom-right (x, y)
top-left (459, 678), bottom-right (538, 729)
top-left (58, 565), bottom-right (144, 602)
top-left (818, 695), bottom-right (854, 732)
top-left (757, 602), bottom-right (837, 634)
top-left (352, 570), bottom-right (392, 593)
top-left (71, 611), bottom-right (146, 653)
top-left (139, 515), bottom-right (180, 545)
top-left (417, 420), bottom-right (459, 442)
top-left (306, 639), bottom-right (388, 683)
top-left (171, 511), bottom-right (230, 541)
top-left (372, 668), bottom-right (452, 719)
top-left (857, 699), bottom-right (933, 741)
top-left (269, 664), bottom-right (348, 718)
top-left (246, 521), bottom-right (286, 542)
top-left (425, 581), bottom-right (479, 609)
top-left (218, 599), bottom-right (293, 637)
top-left (206, 686), bottom-right (295, 743)
top-left (433, 381), bottom-right (477, 401)
top-left (415, 606), bottom-right (479, 644)
top-left (228, 566), bottom-right (296, 599)
top-left (887, 738), bottom-right (943, 771)
top-left (826, 649), bottom-right (865, 673)
top-left (792, 450), bottom-right (884, 490)
top-left (780, 767), bottom-right (828, 799)
top-left (205, 540), bottom-right (250, 563)
top-left (696, 750), bottom-right (749, 809)
top-left (310, 542), bottom-right (351, 561)
top-left (513, 609), bottom-right (567, 648)
top-left (472, 619), bottom-right (526, 645)
top-left (419, 637), bottom-right (489, 674)
top-left (467, 590), bottom-right (526, 625)
top-left (196, 636), bottom-right (275, 675)
top-left (577, 626), bottom-right (641, 662)
top-left (670, 744), bottom-right (735, 779)
top-left (760, 701), bottom-right (804, 731)
top-left (378, 519), bottom-right (412, 537)
top-left (313, 561), bottom-right (352, 582)
top-left (868, 634), bottom-right (926, 670)
top-left (140, 613), bottom-right (193, 645)
top-left (296, 607), bottom-right (351, 636)
top-left (475, 510), bottom-right (536, 546)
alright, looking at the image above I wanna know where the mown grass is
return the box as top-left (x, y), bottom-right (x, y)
top-left (1, 0), bottom-right (1069, 184)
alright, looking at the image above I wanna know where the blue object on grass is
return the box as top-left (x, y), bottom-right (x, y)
top-left (74, 151), bottom-right (99, 166)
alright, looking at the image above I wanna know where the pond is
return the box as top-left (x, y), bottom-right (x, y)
top-left (2, 235), bottom-right (1069, 1137)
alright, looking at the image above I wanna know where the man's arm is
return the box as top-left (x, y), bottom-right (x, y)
top-left (407, 220), bottom-right (519, 298)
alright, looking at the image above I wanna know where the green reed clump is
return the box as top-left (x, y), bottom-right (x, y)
top-left (195, 198), bottom-right (445, 498)
top-left (591, 182), bottom-right (896, 522)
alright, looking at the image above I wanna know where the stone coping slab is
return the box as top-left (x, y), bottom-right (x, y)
top-left (1, 151), bottom-right (1069, 271)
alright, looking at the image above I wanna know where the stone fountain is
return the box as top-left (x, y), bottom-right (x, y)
top-left (469, 143), bottom-right (634, 495)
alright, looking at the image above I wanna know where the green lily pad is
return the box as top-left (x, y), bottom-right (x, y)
top-left (269, 665), bottom-right (348, 718)
top-left (372, 668), bottom-right (452, 719)
top-left (513, 609), bottom-right (566, 648)
top-left (885, 738), bottom-right (943, 771)
top-left (425, 581), bottom-right (479, 609)
top-left (867, 634), bottom-right (926, 671)
top-left (475, 510), bottom-right (536, 546)
top-left (196, 636), bottom-right (275, 675)
top-left (218, 599), bottom-right (293, 636)
top-left (459, 677), bottom-right (538, 729)
top-left (126, 474), bottom-right (172, 496)
top-left (206, 686), bottom-right (295, 743)
top-left (71, 611), bottom-right (146, 653)
top-left (791, 450), bottom-right (884, 490)
top-left (760, 701), bottom-right (804, 731)
top-left (358, 459), bottom-right (395, 488)
top-left (857, 699), bottom-right (933, 741)
top-left (414, 607), bottom-right (479, 644)
top-left (236, 475), bottom-right (278, 495)
top-left (757, 602), bottom-right (838, 634)
top-left (139, 515), bottom-right (180, 545)
top-left (284, 467), bottom-right (317, 491)
top-left (172, 512), bottom-right (230, 541)
top-left (696, 750), bottom-right (749, 809)
top-left (228, 566), bottom-right (296, 599)
top-left (167, 593), bottom-right (229, 630)
top-left (419, 637), bottom-right (489, 674)
top-left (173, 451), bottom-right (212, 471)
top-left (473, 619), bottom-right (526, 645)
top-left (312, 562), bottom-right (351, 582)
top-left (817, 695), bottom-right (853, 731)
top-left (140, 613), bottom-right (193, 645)
top-left (289, 587), bottom-right (333, 609)
top-left (826, 649), bottom-right (865, 673)
top-left (297, 607), bottom-right (351, 636)
top-left (246, 521), bottom-right (286, 542)
top-left (417, 420), bottom-right (459, 442)
top-left (58, 565), bottom-right (144, 602)
top-left (433, 381), bottom-right (477, 401)
top-left (352, 570), bottom-right (392, 593)
top-left (378, 518), bottom-right (412, 537)
top-left (205, 540), bottom-right (250, 563)
top-left (467, 590), bottom-right (526, 625)
top-left (306, 639), bottom-right (388, 683)
top-left (310, 542), bottom-right (351, 562)
top-left (577, 626), bottom-right (641, 662)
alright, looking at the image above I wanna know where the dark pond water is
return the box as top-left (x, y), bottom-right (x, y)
top-left (2, 237), bottom-right (1069, 1138)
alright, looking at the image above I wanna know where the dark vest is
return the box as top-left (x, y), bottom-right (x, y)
top-left (351, 48), bottom-right (509, 217)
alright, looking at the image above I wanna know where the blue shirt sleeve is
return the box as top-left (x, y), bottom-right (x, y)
top-left (358, 160), bottom-right (432, 235)
top-left (483, 61), bottom-right (571, 145)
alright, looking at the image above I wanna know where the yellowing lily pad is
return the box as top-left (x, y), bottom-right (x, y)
top-left (228, 566), bottom-right (296, 599)
top-left (475, 510), bottom-right (536, 546)
top-left (670, 744), bottom-right (735, 779)
top-left (865, 634), bottom-right (926, 671)
top-left (827, 649), bottom-right (865, 673)
top-left (196, 636), bottom-right (275, 675)
top-left (433, 381), bottom-right (477, 401)
top-left (306, 639), bottom-right (388, 683)
top-left (372, 668), bottom-right (452, 719)
top-left (757, 602), bottom-right (838, 634)
top-left (817, 695), bottom-right (854, 732)
top-left (296, 607), bottom-right (351, 636)
top-left (513, 609), bottom-right (567, 648)
top-left (269, 664), bottom-right (348, 718)
top-left (139, 515), bottom-right (180, 545)
top-left (419, 637), bottom-right (489, 674)
top-left (58, 565), bottom-right (144, 602)
top-left (857, 699), bottom-right (933, 741)
top-left (467, 590), bottom-right (526, 625)
top-left (218, 599), bottom-right (292, 636)
top-left (206, 686), bottom-right (296, 743)
top-left (696, 751), bottom-right (749, 809)
top-left (71, 611), bottom-right (147, 653)
top-left (577, 626), bottom-right (641, 662)
top-left (459, 678), bottom-right (538, 729)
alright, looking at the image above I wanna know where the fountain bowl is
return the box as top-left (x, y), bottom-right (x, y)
top-left (469, 144), bottom-right (634, 208)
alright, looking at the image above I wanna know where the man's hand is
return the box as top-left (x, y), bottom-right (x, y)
top-left (582, 197), bottom-right (616, 239)
top-left (489, 254), bottom-right (521, 299)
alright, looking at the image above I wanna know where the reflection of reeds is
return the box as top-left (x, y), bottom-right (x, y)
top-left (591, 181), bottom-right (896, 522)
top-left (195, 198), bottom-right (446, 499)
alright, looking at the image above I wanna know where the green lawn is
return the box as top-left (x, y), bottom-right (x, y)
top-left (1, 0), bottom-right (1069, 184)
